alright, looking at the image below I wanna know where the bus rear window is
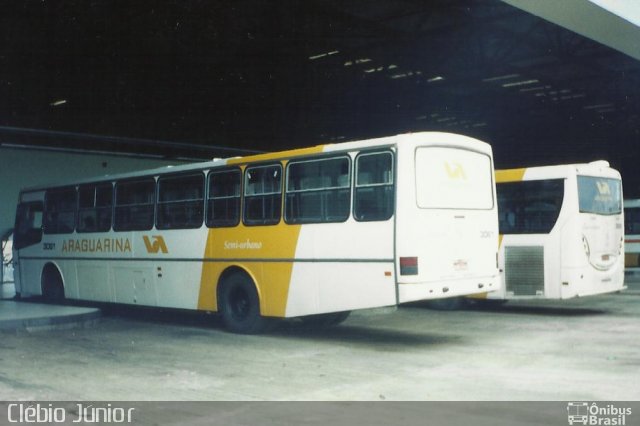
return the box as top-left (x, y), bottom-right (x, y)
top-left (415, 147), bottom-right (493, 209)
top-left (497, 179), bottom-right (564, 234)
top-left (578, 176), bottom-right (622, 215)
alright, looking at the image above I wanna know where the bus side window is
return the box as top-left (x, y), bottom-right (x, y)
top-left (114, 178), bottom-right (156, 231)
top-left (244, 164), bottom-right (282, 226)
top-left (207, 169), bottom-right (241, 228)
top-left (157, 173), bottom-right (204, 230)
top-left (14, 201), bottom-right (44, 249)
top-left (354, 152), bottom-right (394, 222)
top-left (78, 183), bottom-right (113, 233)
top-left (43, 187), bottom-right (77, 234)
top-left (285, 157), bottom-right (350, 224)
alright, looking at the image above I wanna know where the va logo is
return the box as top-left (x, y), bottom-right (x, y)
top-left (143, 236), bottom-right (168, 254)
top-left (596, 181), bottom-right (611, 195)
top-left (445, 161), bottom-right (466, 180)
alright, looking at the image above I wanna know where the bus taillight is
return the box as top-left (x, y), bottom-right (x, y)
top-left (400, 257), bottom-right (418, 275)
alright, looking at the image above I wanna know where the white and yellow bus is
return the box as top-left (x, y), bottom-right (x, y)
top-left (13, 132), bottom-right (499, 333)
top-left (623, 199), bottom-right (640, 278)
top-left (474, 161), bottom-right (624, 302)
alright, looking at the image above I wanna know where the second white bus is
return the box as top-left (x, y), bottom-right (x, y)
top-left (473, 160), bottom-right (624, 301)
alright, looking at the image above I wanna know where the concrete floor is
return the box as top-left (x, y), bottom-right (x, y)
top-left (0, 291), bottom-right (638, 402)
top-left (0, 301), bottom-right (100, 331)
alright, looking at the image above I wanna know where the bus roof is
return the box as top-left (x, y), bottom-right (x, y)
top-left (496, 160), bottom-right (621, 183)
top-left (19, 131), bottom-right (491, 193)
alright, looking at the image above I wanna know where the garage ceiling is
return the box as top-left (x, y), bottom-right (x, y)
top-left (1, 0), bottom-right (639, 194)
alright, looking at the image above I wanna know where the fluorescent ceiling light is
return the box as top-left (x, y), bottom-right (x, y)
top-left (502, 79), bottom-right (539, 88)
top-left (482, 74), bottom-right (520, 82)
top-left (364, 67), bottom-right (385, 74)
top-left (559, 94), bottom-right (586, 100)
top-left (391, 71), bottom-right (417, 80)
top-left (583, 103), bottom-right (614, 110)
top-left (427, 76), bottom-right (444, 82)
top-left (519, 86), bottom-right (545, 92)
top-left (50, 99), bottom-right (67, 106)
top-left (308, 50), bottom-right (339, 60)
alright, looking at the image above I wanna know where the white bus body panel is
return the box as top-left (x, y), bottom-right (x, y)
top-left (394, 133), bottom-right (499, 303)
top-left (285, 220), bottom-right (395, 316)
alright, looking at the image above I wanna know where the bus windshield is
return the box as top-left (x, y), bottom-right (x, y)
top-left (577, 176), bottom-right (622, 215)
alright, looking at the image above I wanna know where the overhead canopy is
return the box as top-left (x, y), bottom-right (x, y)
top-left (503, 0), bottom-right (640, 61)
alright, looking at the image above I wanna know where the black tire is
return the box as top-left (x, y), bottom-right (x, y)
top-left (41, 264), bottom-right (65, 303)
top-left (218, 272), bottom-right (270, 334)
top-left (424, 297), bottom-right (466, 311)
top-left (300, 311), bottom-right (351, 329)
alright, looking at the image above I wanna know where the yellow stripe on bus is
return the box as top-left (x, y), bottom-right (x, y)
top-left (495, 168), bottom-right (526, 183)
top-left (198, 149), bottom-right (326, 317)
top-left (197, 222), bottom-right (303, 316)
top-left (226, 145), bottom-right (327, 165)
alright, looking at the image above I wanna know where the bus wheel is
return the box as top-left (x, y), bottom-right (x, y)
top-left (218, 272), bottom-right (270, 334)
top-left (41, 264), bottom-right (65, 303)
top-left (301, 311), bottom-right (351, 328)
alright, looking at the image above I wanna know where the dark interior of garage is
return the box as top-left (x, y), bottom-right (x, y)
top-left (1, 0), bottom-right (639, 194)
